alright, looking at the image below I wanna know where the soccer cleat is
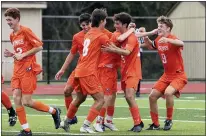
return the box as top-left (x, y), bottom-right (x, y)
top-left (7, 107), bottom-right (17, 126)
top-left (69, 116), bottom-right (78, 125)
top-left (146, 123), bottom-right (160, 130)
top-left (17, 130), bottom-right (32, 136)
top-left (52, 107), bottom-right (61, 129)
top-left (60, 118), bottom-right (70, 132)
top-left (129, 121), bottom-right (144, 132)
top-left (8, 114), bottom-right (17, 126)
top-left (80, 124), bottom-right (96, 133)
top-left (93, 123), bottom-right (104, 132)
top-left (163, 119), bottom-right (173, 131)
top-left (104, 122), bottom-right (118, 131)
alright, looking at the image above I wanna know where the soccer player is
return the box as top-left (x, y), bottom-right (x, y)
top-left (94, 29), bottom-right (121, 132)
top-left (102, 12), bottom-right (144, 132)
top-left (4, 8), bottom-right (61, 136)
top-left (142, 16), bottom-right (187, 130)
top-left (60, 8), bottom-right (110, 133)
top-left (55, 13), bottom-right (92, 125)
top-left (1, 76), bottom-right (17, 126)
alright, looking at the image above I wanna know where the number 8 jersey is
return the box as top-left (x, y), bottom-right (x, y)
top-left (152, 34), bottom-right (185, 75)
top-left (10, 25), bottom-right (43, 77)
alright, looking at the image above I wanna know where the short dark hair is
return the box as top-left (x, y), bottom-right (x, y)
top-left (91, 8), bottom-right (107, 27)
top-left (79, 13), bottom-right (91, 24)
top-left (157, 15), bottom-right (173, 31)
top-left (4, 8), bottom-right (20, 20)
top-left (114, 12), bottom-right (132, 28)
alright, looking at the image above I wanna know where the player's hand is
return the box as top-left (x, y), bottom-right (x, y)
top-left (13, 53), bottom-right (25, 60)
top-left (128, 23), bottom-right (136, 29)
top-left (102, 42), bottom-right (117, 53)
top-left (4, 49), bottom-right (14, 57)
top-left (158, 37), bottom-right (168, 43)
top-left (55, 70), bottom-right (65, 80)
top-left (151, 29), bottom-right (158, 35)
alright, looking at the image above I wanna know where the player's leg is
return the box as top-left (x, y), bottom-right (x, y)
top-left (20, 74), bottom-right (61, 130)
top-left (104, 76), bottom-right (118, 131)
top-left (64, 72), bottom-right (78, 124)
top-left (94, 94), bottom-right (108, 132)
top-left (163, 75), bottom-right (187, 131)
top-left (12, 77), bottom-right (32, 136)
top-left (2, 91), bottom-right (17, 126)
top-left (124, 78), bottom-right (143, 132)
top-left (61, 91), bottom-right (87, 132)
top-left (80, 75), bottom-right (104, 133)
top-left (81, 91), bottom-right (104, 133)
top-left (146, 89), bottom-right (163, 130)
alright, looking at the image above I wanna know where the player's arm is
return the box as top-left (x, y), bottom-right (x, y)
top-left (141, 37), bottom-right (157, 50)
top-left (103, 42), bottom-right (131, 56)
top-left (135, 29), bottom-right (158, 38)
top-left (158, 37), bottom-right (184, 47)
top-left (55, 37), bottom-right (78, 80)
top-left (117, 28), bottom-right (135, 42)
top-left (13, 28), bottom-right (43, 60)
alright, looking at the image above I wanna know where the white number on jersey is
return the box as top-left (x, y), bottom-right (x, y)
top-left (82, 39), bottom-right (90, 56)
top-left (161, 53), bottom-right (167, 64)
top-left (16, 47), bottom-right (23, 54)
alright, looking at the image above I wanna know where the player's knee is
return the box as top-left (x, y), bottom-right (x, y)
top-left (22, 98), bottom-right (33, 107)
top-left (149, 93), bottom-right (158, 102)
top-left (97, 97), bottom-right (105, 107)
top-left (125, 94), bottom-right (134, 102)
top-left (64, 86), bottom-right (73, 96)
top-left (164, 92), bottom-right (173, 98)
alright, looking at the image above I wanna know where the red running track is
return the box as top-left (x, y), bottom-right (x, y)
top-left (3, 82), bottom-right (205, 95)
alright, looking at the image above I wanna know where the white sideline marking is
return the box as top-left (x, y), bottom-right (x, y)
top-left (10, 98), bottom-right (205, 102)
top-left (3, 104), bottom-right (205, 110)
top-left (2, 114), bottom-right (205, 123)
top-left (1, 130), bottom-right (89, 135)
top-left (85, 97), bottom-right (205, 102)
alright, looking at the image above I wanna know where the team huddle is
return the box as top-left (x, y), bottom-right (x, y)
top-left (3, 7), bottom-right (187, 136)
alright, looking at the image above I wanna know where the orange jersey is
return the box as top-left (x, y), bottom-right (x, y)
top-left (10, 25), bottom-right (43, 77)
top-left (121, 33), bottom-right (142, 81)
top-left (70, 30), bottom-right (85, 62)
top-left (98, 31), bottom-right (121, 68)
top-left (75, 28), bottom-right (110, 77)
top-left (153, 34), bottom-right (185, 74)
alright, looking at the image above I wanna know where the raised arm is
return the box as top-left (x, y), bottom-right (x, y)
top-left (158, 37), bottom-right (184, 47)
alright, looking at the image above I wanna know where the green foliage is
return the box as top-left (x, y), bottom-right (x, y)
top-left (42, 1), bottom-right (177, 81)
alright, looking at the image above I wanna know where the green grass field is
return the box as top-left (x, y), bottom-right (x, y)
top-left (2, 94), bottom-right (205, 135)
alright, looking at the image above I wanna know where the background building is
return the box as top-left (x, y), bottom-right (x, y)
top-left (1, 1), bottom-right (47, 80)
top-left (168, 2), bottom-right (205, 80)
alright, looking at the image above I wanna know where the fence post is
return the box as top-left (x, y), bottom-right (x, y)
top-left (47, 42), bottom-right (50, 84)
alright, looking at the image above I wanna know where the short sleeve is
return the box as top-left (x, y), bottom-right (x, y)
top-left (70, 36), bottom-right (78, 54)
top-left (24, 28), bottom-right (43, 47)
top-left (124, 36), bottom-right (137, 52)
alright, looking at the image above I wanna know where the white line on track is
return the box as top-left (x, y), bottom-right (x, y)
top-left (3, 104), bottom-right (205, 110)
top-left (1, 130), bottom-right (89, 135)
top-left (2, 114), bottom-right (205, 123)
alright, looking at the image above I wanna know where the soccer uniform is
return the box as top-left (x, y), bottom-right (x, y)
top-left (98, 30), bottom-right (121, 95)
top-left (120, 33), bottom-right (142, 91)
top-left (10, 25), bottom-right (43, 94)
top-left (66, 30), bottom-right (85, 91)
top-left (74, 28), bottom-right (110, 95)
top-left (151, 34), bottom-right (187, 98)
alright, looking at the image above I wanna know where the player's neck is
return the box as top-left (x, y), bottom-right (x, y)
top-left (163, 32), bottom-right (171, 37)
top-left (13, 24), bottom-right (21, 34)
top-left (120, 28), bottom-right (127, 34)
